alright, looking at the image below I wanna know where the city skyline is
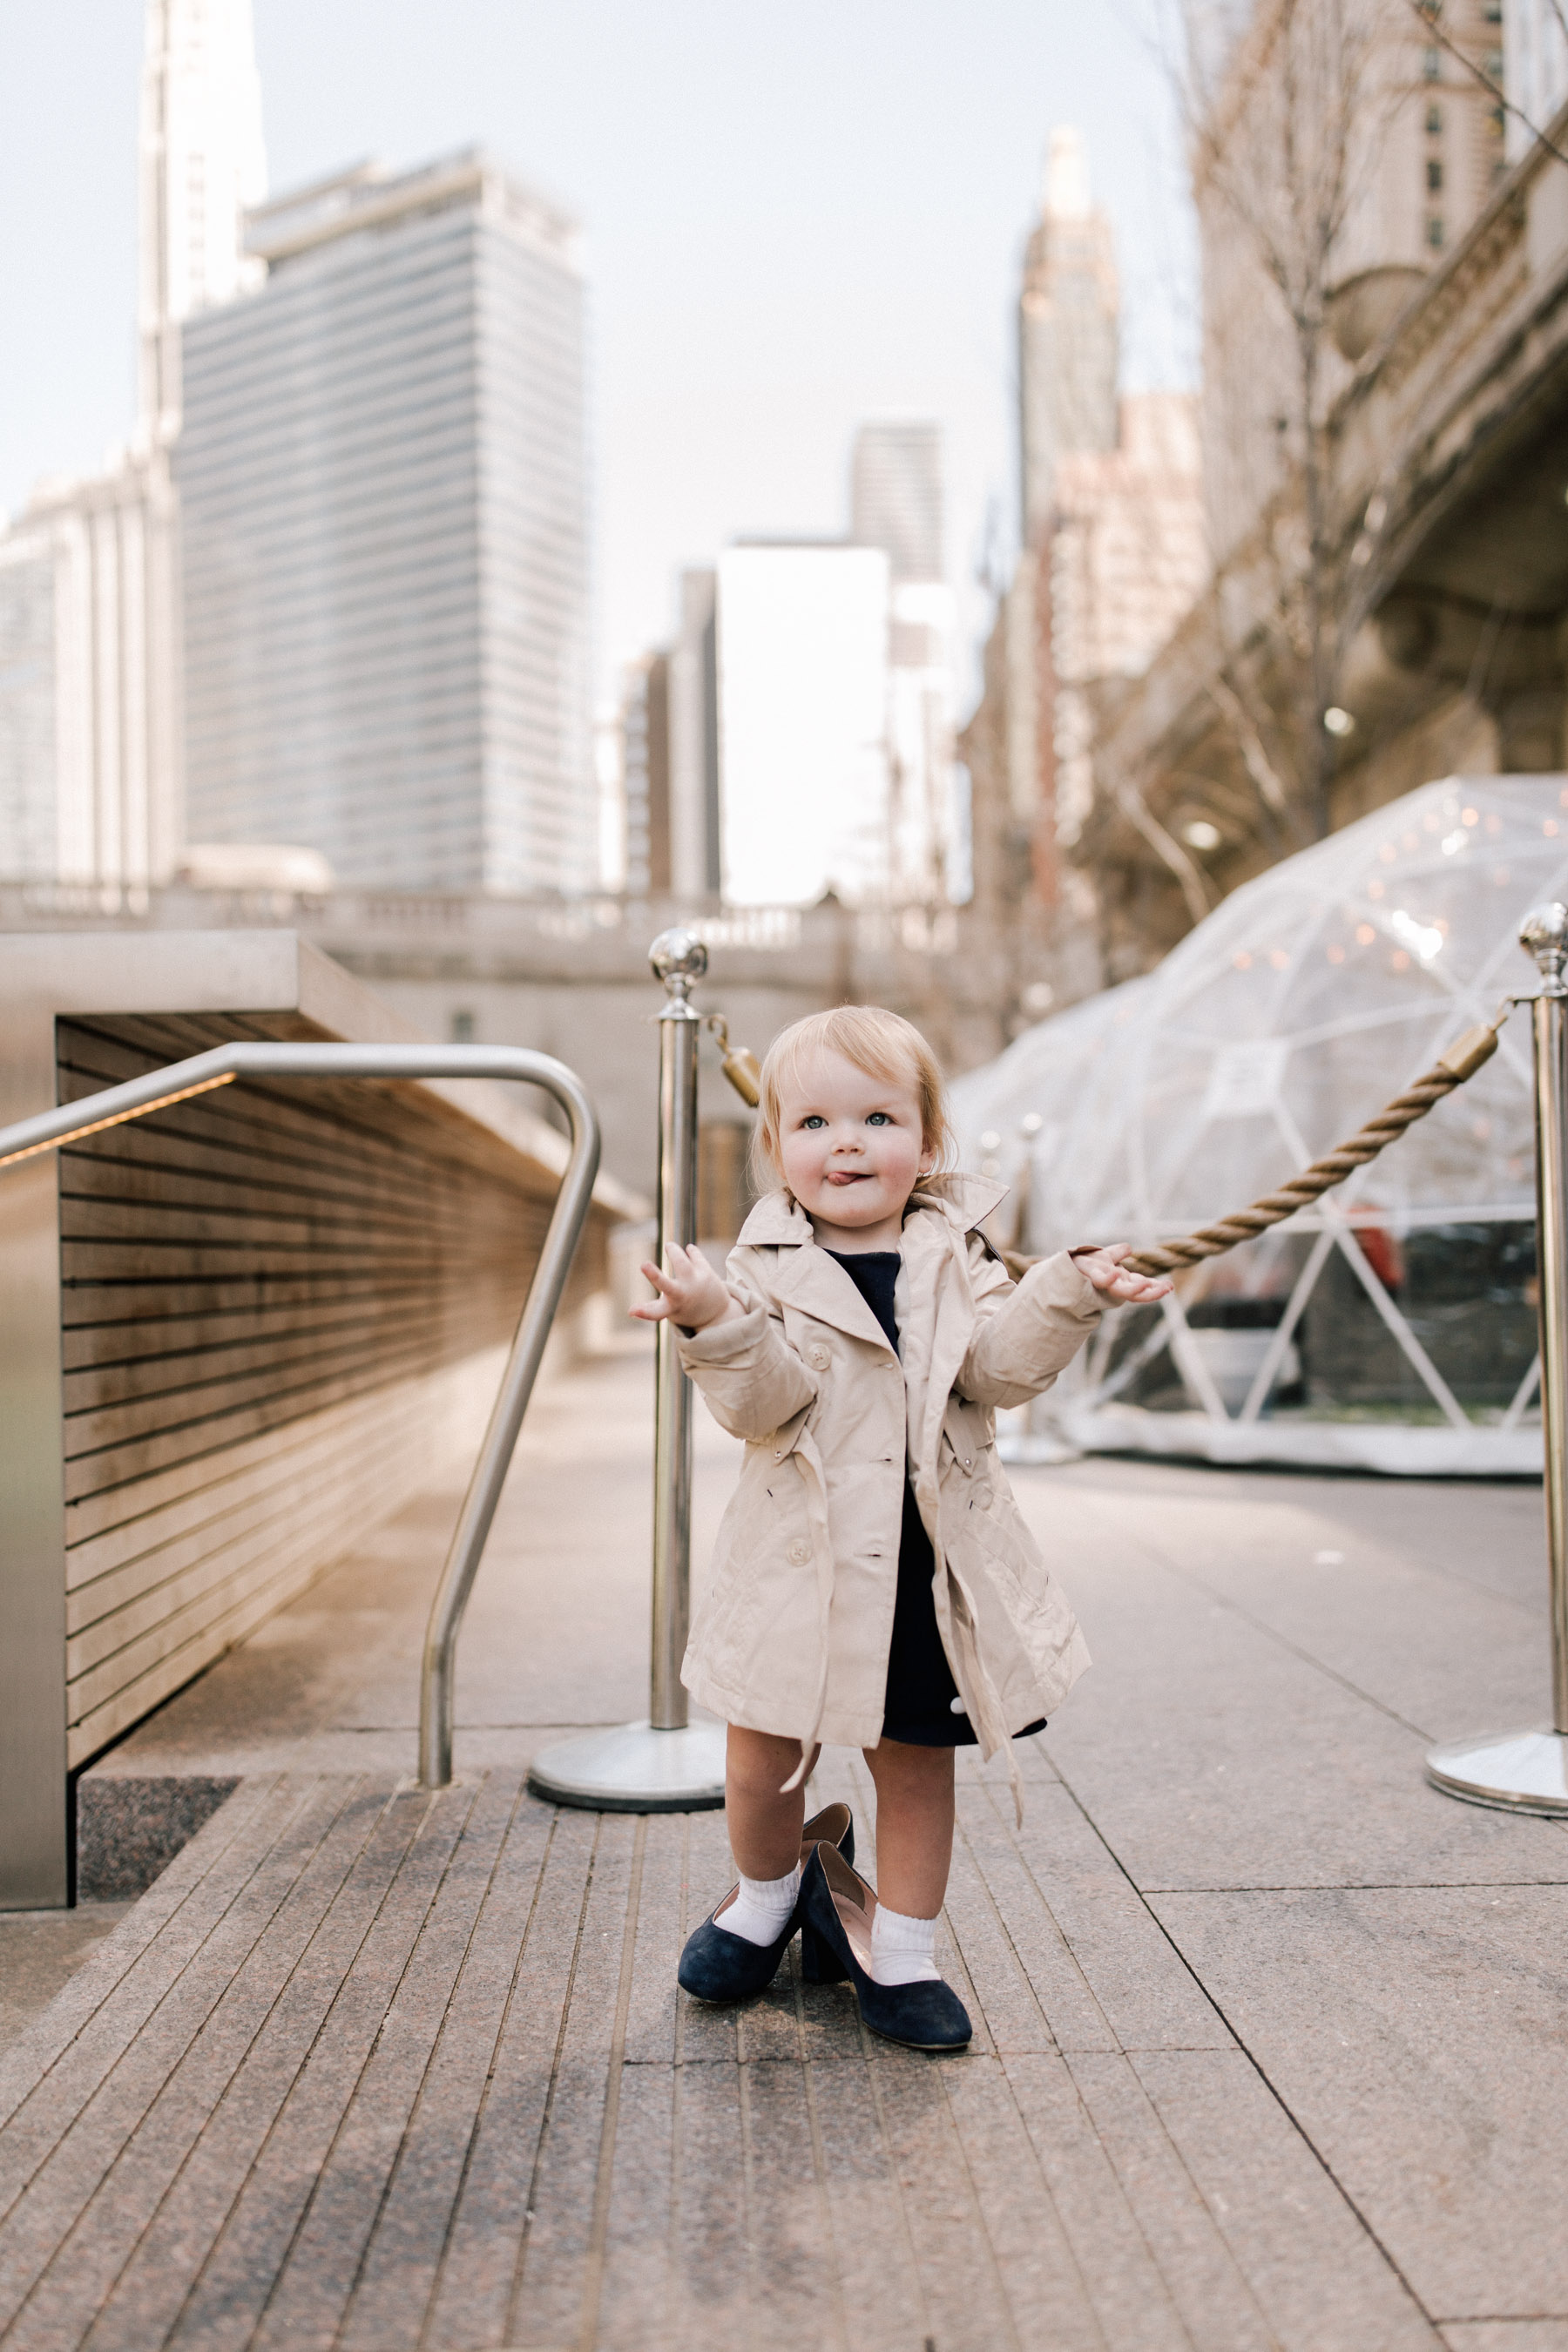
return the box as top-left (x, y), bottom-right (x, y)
top-left (0, 1), bottom-right (1197, 707)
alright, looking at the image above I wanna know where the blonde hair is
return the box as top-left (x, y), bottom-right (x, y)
top-left (751, 1004), bottom-right (955, 1192)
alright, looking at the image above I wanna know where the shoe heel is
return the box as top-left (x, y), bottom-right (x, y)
top-left (800, 1921), bottom-right (847, 1985)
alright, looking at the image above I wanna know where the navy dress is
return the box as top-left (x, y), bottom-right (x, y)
top-left (828, 1249), bottom-right (1045, 1748)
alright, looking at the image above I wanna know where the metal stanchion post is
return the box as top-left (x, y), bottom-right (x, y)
top-left (528, 928), bottom-right (729, 1809)
top-left (1428, 902), bottom-right (1568, 1813)
top-left (649, 931), bottom-right (701, 1729)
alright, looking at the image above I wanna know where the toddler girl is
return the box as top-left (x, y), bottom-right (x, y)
top-left (632, 1005), bottom-right (1168, 2049)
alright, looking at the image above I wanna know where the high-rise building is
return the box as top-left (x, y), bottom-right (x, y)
top-left (0, 461), bottom-right (183, 892)
top-left (850, 422), bottom-right (943, 586)
top-left (667, 568), bottom-right (721, 899)
top-left (1017, 128), bottom-right (1119, 541)
top-left (849, 422), bottom-right (962, 904)
top-left (974, 124), bottom-right (1125, 943)
top-left (178, 152), bottom-right (594, 895)
top-left (1506, 0), bottom-right (1568, 159)
top-left (1048, 392), bottom-right (1207, 847)
top-left (618, 651), bottom-right (672, 897)
top-left (0, 0), bottom-right (262, 890)
top-left (139, 0), bottom-right (267, 440)
top-left (716, 543), bottom-right (891, 907)
top-left (963, 126), bottom-right (1206, 1005)
top-left (618, 567), bottom-right (720, 901)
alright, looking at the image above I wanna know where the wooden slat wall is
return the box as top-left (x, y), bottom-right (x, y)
top-left (56, 1011), bottom-right (605, 1767)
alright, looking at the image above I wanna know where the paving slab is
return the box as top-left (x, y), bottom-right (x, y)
top-left (1052, 1463), bottom-right (1551, 1743)
top-left (1017, 1470), bottom-right (1568, 1891)
top-left (1129, 2047), bottom-right (1437, 2352)
top-left (1150, 1885), bottom-right (1568, 2325)
top-left (0, 1911), bottom-right (133, 2058)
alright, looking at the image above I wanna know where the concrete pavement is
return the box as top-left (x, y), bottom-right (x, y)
top-left (2, 1335), bottom-right (1565, 2349)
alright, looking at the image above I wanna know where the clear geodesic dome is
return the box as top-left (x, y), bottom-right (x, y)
top-left (950, 774), bottom-right (1568, 1475)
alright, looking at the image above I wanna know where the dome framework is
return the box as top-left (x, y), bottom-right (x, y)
top-left (950, 775), bottom-right (1568, 1475)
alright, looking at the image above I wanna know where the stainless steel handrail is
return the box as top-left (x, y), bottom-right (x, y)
top-left (0, 1040), bottom-right (601, 1789)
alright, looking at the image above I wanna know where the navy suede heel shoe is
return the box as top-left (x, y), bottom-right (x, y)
top-left (798, 1800), bottom-right (853, 1984)
top-left (804, 1801), bottom-right (854, 1872)
top-left (799, 1845), bottom-right (971, 2051)
top-left (677, 1802), bottom-right (855, 2005)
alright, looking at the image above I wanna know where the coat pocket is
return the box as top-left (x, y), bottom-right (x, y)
top-left (955, 1480), bottom-right (1055, 1635)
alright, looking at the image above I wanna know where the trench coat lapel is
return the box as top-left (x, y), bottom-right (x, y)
top-left (901, 1208), bottom-right (977, 1506)
top-left (898, 1180), bottom-right (1007, 1487)
top-left (740, 1186), bottom-right (901, 1355)
top-left (770, 1240), bottom-right (898, 1356)
top-left (737, 1179), bottom-right (1011, 1366)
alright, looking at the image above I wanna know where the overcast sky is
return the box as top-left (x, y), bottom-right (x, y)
top-left (0, 1), bottom-right (1195, 706)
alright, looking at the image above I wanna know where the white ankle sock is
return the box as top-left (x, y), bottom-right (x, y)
top-left (871, 1903), bottom-right (941, 1986)
top-left (718, 1865), bottom-right (801, 1946)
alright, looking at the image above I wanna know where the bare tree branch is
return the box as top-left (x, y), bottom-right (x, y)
top-left (1207, 672), bottom-right (1308, 840)
top-left (1116, 783), bottom-right (1215, 926)
top-left (1399, 0), bottom-right (1568, 170)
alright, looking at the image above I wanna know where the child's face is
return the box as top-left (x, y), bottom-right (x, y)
top-left (775, 1047), bottom-right (930, 1240)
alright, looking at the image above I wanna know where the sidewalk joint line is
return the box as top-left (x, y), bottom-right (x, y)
top-left (573, 1812), bottom-right (645, 2352)
top-left (503, 1808), bottom-right (604, 2346)
top-left (419, 1788), bottom-right (560, 2351)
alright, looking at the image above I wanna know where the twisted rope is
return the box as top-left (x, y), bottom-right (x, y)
top-left (1004, 1017), bottom-right (1505, 1282)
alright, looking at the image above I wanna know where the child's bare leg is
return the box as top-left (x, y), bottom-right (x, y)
top-left (863, 1738), bottom-right (955, 1917)
top-left (726, 1726), bottom-right (807, 1878)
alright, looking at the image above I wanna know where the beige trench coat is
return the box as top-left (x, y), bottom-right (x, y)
top-left (677, 1173), bottom-right (1102, 1767)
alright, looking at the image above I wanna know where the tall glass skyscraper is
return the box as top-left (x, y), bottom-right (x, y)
top-left (1017, 127), bottom-right (1119, 542)
top-left (179, 151), bottom-right (594, 895)
top-left (850, 422), bottom-right (943, 587)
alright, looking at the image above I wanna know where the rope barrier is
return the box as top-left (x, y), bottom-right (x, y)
top-left (1002, 1011), bottom-right (1511, 1282)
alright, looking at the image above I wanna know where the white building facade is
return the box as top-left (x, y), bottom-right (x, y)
top-left (850, 421), bottom-right (963, 905)
top-left (0, 465), bottom-right (183, 892)
top-left (716, 544), bottom-right (892, 908)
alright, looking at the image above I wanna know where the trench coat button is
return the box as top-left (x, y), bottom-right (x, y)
top-left (808, 1344), bottom-right (831, 1369)
top-left (962, 1456), bottom-right (973, 1470)
top-left (787, 1538), bottom-right (811, 1565)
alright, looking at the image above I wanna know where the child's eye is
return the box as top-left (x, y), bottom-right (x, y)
top-left (801, 1114), bottom-right (826, 1129)
top-left (866, 1112), bottom-right (891, 1126)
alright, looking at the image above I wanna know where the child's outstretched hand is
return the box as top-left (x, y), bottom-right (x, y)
top-left (631, 1243), bottom-right (736, 1332)
top-left (1071, 1243), bottom-right (1173, 1306)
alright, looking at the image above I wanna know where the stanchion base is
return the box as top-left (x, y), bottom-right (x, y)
top-left (1425, 1727), bottom-right (1568, 1815)
top-left (528, 1720), bottom-right (727, 1812)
